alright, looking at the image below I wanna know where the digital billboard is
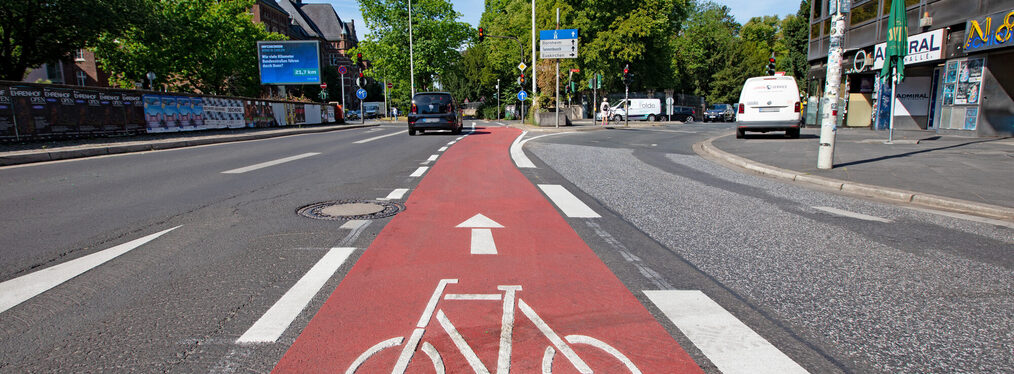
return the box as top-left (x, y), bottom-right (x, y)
top-left (257, 41), bottom-right (322, 85)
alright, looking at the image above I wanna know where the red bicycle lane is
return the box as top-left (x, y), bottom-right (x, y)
top-left (272, 127), bottom-right (702, 373)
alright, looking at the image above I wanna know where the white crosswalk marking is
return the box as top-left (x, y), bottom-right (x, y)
top-left (644, 290), bottom-right (809, 374)
top-left (537, 184), bottom-right (600, 218)
top-left (237, 247), bottom-right (356, 343)
top-left (0, 226), bottom-right (180, 314)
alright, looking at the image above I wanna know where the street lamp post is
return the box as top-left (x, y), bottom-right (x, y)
top-left (409, 0), bottom-right (415, 99)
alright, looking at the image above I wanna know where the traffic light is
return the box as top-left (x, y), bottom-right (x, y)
top-left (519, 73), bottom-right (525, 86)
top-left (356, 52), bottom-right (365, 70)
top-left (356, 72), bottom-right (365, 88)
top-left (767, 53), bottom-right (776, 75)
top-left (622, 64), bottom-right (630, 86)
top-left (478, 27), bottom-right (485, 43)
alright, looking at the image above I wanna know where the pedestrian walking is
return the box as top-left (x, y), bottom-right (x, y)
top-left (599, 98), bottom-right (609, 126)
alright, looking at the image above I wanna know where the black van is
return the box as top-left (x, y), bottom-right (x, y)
top-left (408, 92), bottom-right (463, 136)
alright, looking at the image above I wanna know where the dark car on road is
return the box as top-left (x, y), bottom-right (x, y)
top-left (408, 92), bottom-right (463, 136)
top-left (669, 106), bottom-right (697, 123)
top-left (703, 104), bottom-right (735, 122)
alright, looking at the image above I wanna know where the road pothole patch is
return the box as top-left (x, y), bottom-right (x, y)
top-left (297, 200), bottom-right (404, 221)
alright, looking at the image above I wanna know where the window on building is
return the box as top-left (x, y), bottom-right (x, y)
top-left (76, 70), bottom-right (87, 86)
top-left (813, 0), bottom-right (823, 20)
top-left (330, 54), bottom-right (340, 66)
top-left (74, 49), bottom-right (86, 61)
top-left (883, 0), bottom-right (920, 15)
top-left (811, 22), bottom-right (821, 39)
top-left (851, 1), bottom-right (879, 25)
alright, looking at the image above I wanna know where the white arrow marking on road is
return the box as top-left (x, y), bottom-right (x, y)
top-left (0, 226), bottom-right (180, 314)
top-left (456, 214), bottom-right (504, 255)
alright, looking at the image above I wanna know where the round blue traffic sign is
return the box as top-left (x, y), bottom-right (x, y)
top-left (338, 66), bottom-right (347, 75)
top-left (517, 90), bottom-right (528, 101)
top-left (356, 88), bottom-right (368, 100)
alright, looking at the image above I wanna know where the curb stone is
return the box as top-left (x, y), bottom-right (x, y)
top-left (694, 133), bottom-right (1014, 222)
top-left (0, 124), bottom-right (377, 167)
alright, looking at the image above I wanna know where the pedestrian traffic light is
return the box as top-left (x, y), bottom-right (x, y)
top-left (767, 53), bottom-right (776, 75)
top-left (622, 64), bottom-right (631, 86)
top-left (478, 27), bottom-right (485, 43)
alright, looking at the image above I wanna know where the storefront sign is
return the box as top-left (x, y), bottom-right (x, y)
top-left (873, 28), bottom-right (946, 69)
top-left (893, 76), bottom-right (931, 116)
top-left (964, 9), bottom-right (1014, 53)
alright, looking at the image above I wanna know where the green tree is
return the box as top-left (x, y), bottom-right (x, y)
top-left (0, 0), bottom-right (148, 81)
top-left (671, 2), bottom-right (739, 100)
top-left (780, 0), bottom-right (811, 91)
top-left (94, 0), bottom-right (285, 96)
top-left (354, 0), bottom-right (473, 109)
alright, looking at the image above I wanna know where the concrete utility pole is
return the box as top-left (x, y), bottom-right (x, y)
top-left (817, 0), bottom-right (848, 169)
top-left (409, 0), bottom-right (415, 98)
top-left (555, 8), bottom-right (560, 128)
top-left (496, 79), bottom-right (500, 120)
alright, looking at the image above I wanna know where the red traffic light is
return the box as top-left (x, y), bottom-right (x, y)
top-left (478, 27), bottom-right (484, 36)
top-left (769, 58), bottom-right (775, 63)
top-left (357, 53), bottom-right (363, 60)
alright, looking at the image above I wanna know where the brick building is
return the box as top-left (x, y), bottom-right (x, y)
top-left (23, 48), bottom-right (111, 88)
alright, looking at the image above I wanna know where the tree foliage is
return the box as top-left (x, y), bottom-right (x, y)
top-left (0, 0), bottom-right (147, 81)
top-left (94, 0), bottom-right (285, 97)
top-left (354, 0), bottom-right (473, 109)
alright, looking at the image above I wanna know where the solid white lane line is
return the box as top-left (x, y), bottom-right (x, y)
top-left (222, 153), bottom-right (320, 174)
top-left (410, 166), bottom-right (429, 177)
top-left (644, 290), bottom-right (809, 374)
top-left (537, 184), bottom-right (601, 218)
top-left (237, 247), bottom-right (356, 343)
top-left (510, 132), bottom-right (570, 169)
top-left (438, 146), bottom-right (448, 152)
top-left (378, 188), bottom-right (409, 201)
top-left (469, 229), bottom-right (497, 254)
top-left (0, 226), bottom-right (180, 314)
top-left (422, 154), bottom-right (439, 165)
top-left (813, 206), bottom-right (892, 223)
top-left (353, 131), bottom-right (405, 144)
top-left (903, 206), bottom-right (1014, 230)
top-left (340, 220), bottom-right (368, 229)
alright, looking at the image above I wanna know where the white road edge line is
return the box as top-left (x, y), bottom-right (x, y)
top-left (537, 184), bottom-right (601, 218)
top-left (510, 132), bottom-right (569, 169)
top-left (222, 152), bottom-right (320, 174)
top-left (353, 131), bottom-right (405, 144)
top-left (644, 290), bottom-right (809, 374)
top-left (410, 166), bottom-right (429, 177)
top-left (902, 206), bottom-right (1014, 229)
top-left (377, 188), bottom-right (409, 201)
top-left (236, 247), bottom-right (356, 343)
top-left (0, 226), bottom-right (180, 314)
top-left (813, 206), bottom-right (892, 223)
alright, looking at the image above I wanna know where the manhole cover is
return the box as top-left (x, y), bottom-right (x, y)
top-left (297, 200), bottom-right (404, 221)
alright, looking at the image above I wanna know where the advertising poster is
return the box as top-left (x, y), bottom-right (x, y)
top-left (203, 97), bottom-right (224, 129)
top-left (177, 96), bottom-right (194, 131)
top-left (190, 97), bottom-right (205, 129)
top-left (964, 107), bottom-right (978, 130)
top-left (45, 87), bottom-right (76, 134)
top-left (226, 99), bottom-right (244, 128)
top-left (271, 102), bottom-right (287, 126)
top-left (10, 86), bottom-right (48, 136)
top-left (144, 95), bottom-right (164, 132)
top-left (244, 100), bottom-right (275, 127)
top-left (99, 92), bottom-right (126, 132)
top-left (285, 103), bottom-right (295, 125)
top-left (954, 82), bottom-right (968, 105)
top-left (162, 96), bottom-right (180, 132)
top-left (305, 104), bottom-right (322, 125)
top-left (893, 77), bottom-right (931, 116)
top-left (74, 89), bottom-right (103, 133)
top-left (943, 84), bottom-right (955, 105)
top-left (257, 41), bottom-right (322, 85)
top-left (121, 92), bottom-right (145, 132)
top-left (875, 77), bottom-right (892, 130)
top-left (0, 86), bottom-right (15, 138)
top-left (295, 104), bottom-right (305, 124)
top-left (944, 61), bottom-right (957, 83)
top-left (326, 106), bottom-right (335, 123)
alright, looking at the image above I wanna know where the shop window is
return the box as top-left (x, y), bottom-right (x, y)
top-left (76, 70), bottom-right (87, 86)
top-left (851, 1), bottom-right (879, 25)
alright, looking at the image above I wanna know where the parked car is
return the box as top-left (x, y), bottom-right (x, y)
top-left (346, 110), bottom-right (360, 120)
top-left (669, 106), bottom-right (697, 123)
top-left (601, 98), bottom-right (663, 121)
top-left (703, 104), bottom-right (735, 122)
top-left (736, 76), bottom-right (802, 138)
top-left (408, 92), bottom-right (463, 136)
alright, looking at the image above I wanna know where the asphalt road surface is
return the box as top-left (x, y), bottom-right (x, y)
top-left (0, 120), bottom-right (1010, 373)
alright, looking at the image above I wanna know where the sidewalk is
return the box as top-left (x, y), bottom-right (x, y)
top-left (496, 118), bottom-right (672, 132)
top-left (0, 123), bottom-right (378, 166)
top-left (699, 127), bottom-right (1014, 221)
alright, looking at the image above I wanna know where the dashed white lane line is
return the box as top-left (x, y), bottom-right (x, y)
top-left (410, 166), bottom-right (429, 177)
top-left (813, 206), bottom-right (892, 223)
top-left (438, 146), bottom-right (448, 152)
top-left (0, 226), bottom-right (180, 314)
top-left (422, 154), bottom-right (439, 165)
top-left (353, 131), bottom-right (405, 144)
top-left (903, 206), bottom-right (1014, 230)
top-left (222, 153), bottom-right (320, 174)
top-left (237, 247), bottom-right (356, 343)
top-left (340, 220), bottom-right (369, 229)
top-left (378, 188), bottom-right (409, 201)
top-left (537, 184), bottom-right (600, 218)
top-left (644, 290), bottom-right (809, 374)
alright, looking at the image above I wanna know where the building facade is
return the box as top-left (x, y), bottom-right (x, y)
top-left (807, 0), bottom-right (1014, 137)
top-left (272, 0), bottom-right (361, 106)
top-left (23, 49), bottom-right (111, 88)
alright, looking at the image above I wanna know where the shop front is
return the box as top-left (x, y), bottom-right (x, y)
top-left (870, 28), bottom-right (947, 131)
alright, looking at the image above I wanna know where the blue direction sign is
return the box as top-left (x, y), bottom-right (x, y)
top-left (356, 88), bottom-right (368, 100)
top-left (517, 90), bottom-right (528, 101)
top-left (540, 29), bottom-right (579, 40)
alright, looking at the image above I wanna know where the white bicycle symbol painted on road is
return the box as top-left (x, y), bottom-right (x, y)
top-left (347, 279), bottom-right (642, 373)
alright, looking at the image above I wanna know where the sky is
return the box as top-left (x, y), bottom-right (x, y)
top-left (307, 0), bottom-right (803, 40)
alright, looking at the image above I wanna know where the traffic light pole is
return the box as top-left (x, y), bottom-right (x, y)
top-left (555, 8), bottom-right (561, 128)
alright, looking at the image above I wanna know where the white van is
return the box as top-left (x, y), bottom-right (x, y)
top-left (601, 98), bottom-right (662, 122)
top-left (736, 76), bottom-right (802, 138)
